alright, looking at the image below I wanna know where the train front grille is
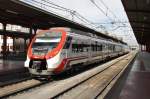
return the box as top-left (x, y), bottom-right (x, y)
top-left (29, 59), bottom-right (47, 70)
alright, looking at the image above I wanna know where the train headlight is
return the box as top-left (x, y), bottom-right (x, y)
top-left (24, 56), bottom-right (30, 67)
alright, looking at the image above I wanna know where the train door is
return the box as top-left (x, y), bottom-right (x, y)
top-left (63, 36), bottom-right (72, 58)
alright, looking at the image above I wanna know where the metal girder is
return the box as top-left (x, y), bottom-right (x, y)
top-left (122, 0), bottom-right (150, 45)
top-left (129, 20), bottom-right (150, 25)
top-left (133, 29), bottom-right (150, 33)
top-left (0, 0), bottom-right (125, 44)
top-left (132, 27), bottom-right (150, 30)
top-left (0, 30), bottom-right (32, 38)
top-left (126, 9), bottom-right (150, 14)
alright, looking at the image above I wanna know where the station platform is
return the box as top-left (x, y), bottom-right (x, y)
top-left (105, 51), bottom-right (150, 99)
top-left (0, 60), bottom-right (24, 73)
top-left (0, 52), bottom-right (26, 61)
top-left (0, 59), bottom-right (29, 86)
top-left (0, 52), bottom-right (26, 75)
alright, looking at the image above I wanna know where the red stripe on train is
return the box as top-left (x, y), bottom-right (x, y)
top-left (54, 56), bottom-right (88, 73)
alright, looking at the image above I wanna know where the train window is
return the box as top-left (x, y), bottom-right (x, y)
top-left (79, 43), bottom-right (84, 52)
top-left (77, 44), bottom-right (79, 52)
top-left (72, 43), bottom-right (80, 53)
top-left (72, 38), bottom-right (85, 53)
top-left (99, 45), bottom-right (102, 51)
top-left (87, 44), bottom-right (90, 52)
top-left (113, 45), bottom-right (115, 51)
top-left (32, 42), bottom-right (58, 55)
top-left (86, 48), bottom-right (88, 52)
top-left (102, 44), bottom-right (105, 51)
top-left (95, 41), bottom-right (98, 51)
top-left (92, 44), bottom-right (94, 51)
top-left (110, 45), bottom-right (113, 51)
top-left (32, 42), bottom-right (58, 49)
top-left (108, 44), bottom-right (112, 51)
top-left (72, 44), bottom-right (76, 53)
top-left (63, 36), bottom-right (72, 49)
top-left (94, 44), bottom-right (96, 51)
top-left (82, 44), bottom-right (87, 52)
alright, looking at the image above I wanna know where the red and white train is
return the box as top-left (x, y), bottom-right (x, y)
top-left (24, 27), bottom-right (129, 76)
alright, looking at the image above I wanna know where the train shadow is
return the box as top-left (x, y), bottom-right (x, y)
top-left (32, 54), bottom-right (125, 82)
top-left (51, 55), bottom-right (122, 81)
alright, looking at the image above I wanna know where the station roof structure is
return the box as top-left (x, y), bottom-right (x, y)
top-left (0, 0), bottom-right (125, 44)
top-left (122, 0), bottom-right (150, 45)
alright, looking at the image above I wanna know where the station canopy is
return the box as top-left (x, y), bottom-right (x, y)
top-left (122, 0), bottom-right (150, 45)
top-left (0, 0), bottom-right (125, 44)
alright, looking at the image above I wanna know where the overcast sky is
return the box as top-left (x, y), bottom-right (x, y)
top-left (22, 0), bottom-right (138, 46)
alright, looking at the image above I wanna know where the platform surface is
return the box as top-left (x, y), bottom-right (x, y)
top-left (0, 60), bottom-right (24, 70)
top-left (0, 59), bottom-right (25, 75)
top-left (106, 51), bottom-right (150, 99)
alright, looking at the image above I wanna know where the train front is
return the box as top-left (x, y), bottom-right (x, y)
top-left (24, 29), bottom-right (67, 76)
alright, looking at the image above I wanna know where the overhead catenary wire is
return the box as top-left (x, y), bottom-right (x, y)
top-left (41, 0), bottom-right (93, 23)
top-left (90, 0), bottom-right (135, 43)
top-left (22, 0), bottom-right (135, 44)
top-left (23, 0), bottom-right (70, 18)
top-left (99, 0), bottom-right (128, 27)
top-left (90, 0), bottom-right (114, 22)
top-left (23, 0), bottom-right (102, 30)
top-left (24, 0), bottom-right (128, 37)
top-left (99, 0), bottom-right (117, 18)
top-left (90, 0), bottom-right (129, 29)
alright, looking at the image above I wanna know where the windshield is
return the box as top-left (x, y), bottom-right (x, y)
top-left (32, 42), bottom-right (58, 49)
top-left (31, 31), bottom-right (62, 55)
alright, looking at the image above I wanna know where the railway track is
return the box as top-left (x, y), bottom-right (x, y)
top-left (3, 51), bottom-right (136, 99)
top-left (0, 68), bottom-right (30, 87)
top-left (52, 52), bottom-right (136, 99)
top-left (0, 74), bottom-right (31, 87)
top-left (0, 78), bottom-right (51, 98)
top-left (56, 52), bottom-right (136, 99)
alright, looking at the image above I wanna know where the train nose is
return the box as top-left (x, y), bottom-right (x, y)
top-left (29, 59), bottom-right (54, 75)
top-left (30, 59), bottom-right (47, 70)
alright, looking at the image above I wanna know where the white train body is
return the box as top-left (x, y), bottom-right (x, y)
top-left (24, 27), bottom-right (129, 76)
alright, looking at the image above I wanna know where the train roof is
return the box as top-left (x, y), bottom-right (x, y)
top-left (50, 27), bottom-right (127, 45)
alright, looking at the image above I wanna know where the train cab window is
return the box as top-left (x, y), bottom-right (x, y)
top-left (32, 42), bottom-right (58, 49)
top-left (32, 31), bottom-right (62, 52)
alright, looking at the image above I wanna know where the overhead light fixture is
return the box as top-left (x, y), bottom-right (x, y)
top-left (6, 10), bottom-right (18, 15)
top-left (146, 0), bottom-right (150, 4)
top-left (144, 16), bottom-right (147, 20)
